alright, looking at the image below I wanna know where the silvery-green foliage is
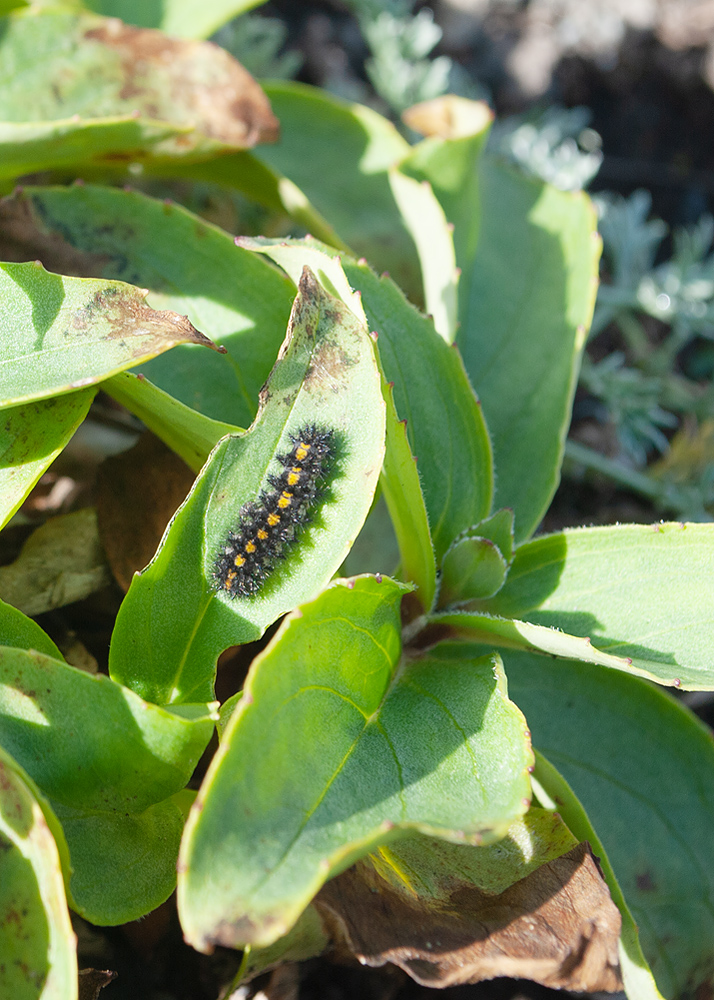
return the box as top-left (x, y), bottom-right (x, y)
top-left (490, 106), bottom-right (603, 192)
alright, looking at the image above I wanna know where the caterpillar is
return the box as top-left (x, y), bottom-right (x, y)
top-left (213, 425), bottom-right (336, 598)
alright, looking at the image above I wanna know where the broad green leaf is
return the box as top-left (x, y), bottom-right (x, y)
top-left (0, 646), bottom-right (214, 811)
top-left (0, 260), bottom-right (218, 409)
top-left (0, 390), bottom-right (95, 530)
top-left (0, 599), bottom-right (63, 659)
top-left (347, 262), bottom-right (493, 562)
top-left (254, 82), bottom-right (421, 297)
top-left (52, 798), bottom-right (184, 924)
top-left (388, 168), bottom-right (458, 342)
top-left (458, 159), bottom-right (600, 541)
top-left (0, 509), bottom-right (110, 616)
top-left (0, 0), bottom-right (28, 13)
top-left (178, 576), bottom-right (533, 951)
top-left (533, 753), bottom-right (664, 1000)
top-left (240, 237), bottom-right (494, 563)
top-left (1, 184), bottom-right (295, 426)
top-left (0, 9), bottom-right (278, 167)
top-left (400, 95), bottom-right (493, 330)
top-left (505, 653), bottom-right (714, 1000)
top-left (480, 522), bottom-right (714, 689)
top-left (84, 0), bottom-right (267, 37)
top-left (105, 372), bottom-right (239, 473)
top-left (0, 746), bottom-right (77, 1000)
top-left (380, 379), bottom-right (436, 609)
top-left (109, 268), bottom-right (386, 705)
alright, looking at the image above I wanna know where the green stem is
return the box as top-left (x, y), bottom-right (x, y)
top-left (564, 440), bottom-right (705, 518)
top-left (565, 440), bottom-right (664, 500)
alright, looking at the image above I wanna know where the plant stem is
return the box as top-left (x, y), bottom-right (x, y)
top-left (565, 440), bottom-right (663, 499)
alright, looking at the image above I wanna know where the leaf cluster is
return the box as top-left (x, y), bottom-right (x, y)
top-left (0, 4), bottom-right (712, 1000)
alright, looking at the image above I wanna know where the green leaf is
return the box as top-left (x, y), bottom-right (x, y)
top-left (380, 379), bottom-right (436, 610)
top-left (438, 538), bottom-right (509, 605)
top-left (84, 0), bottom-right (267, 37)
top-left (532, 753), bottom-right (664, 1000)
top-left (506, 653), bottom-right (714, 1000)
top-left (364, 806), bottom-right (578, 899)
top-left (0, 746), bottom-right (77, 1000)
top-left (0, 9), bottom-right (278, 171)
top-left (109, 268), bottom-right (386, 705)
top-left (0, 260), bottom-right (218, 409)
top-left (388, 168), bottom-right (458, 342)
top-left (239, 237), bottom-right (494, 564)
top-left (400, 96), bottom-right (493, 330)
top-left (236, 804), bottom-right (577, 990)
top-left (105, 372), bottom-right (239, 473)
top-left (471, 508), bottom-right (515, 563)
top-left (480, 522), bottom-right (714, 689)
top-left (0, 0), bottom-right (27, 14)
top-left (0, 117), bottom-right (187, 183)
top-left (52, 798), bottom-right (185, 925)
top-left (0, 647), bottom-right (214, 812)
top-left (347, 262), bottom-right (493, 562)
top-left (437, 509), bottom-right (517, 606)
top-left (177, 576), bottom-right (533, 951)
top-left (0, 390), bottom-right (95, 530)
top-left (1, 184), bottom-right (295, 427)
top-left (458, 159), bottom-right (600, 541)
top-left (430, 608), bottom-right (637, 675)
top-left (0, 599), bottom-right (63, 660)
top-left (254, 82), bottom-right (421, 297)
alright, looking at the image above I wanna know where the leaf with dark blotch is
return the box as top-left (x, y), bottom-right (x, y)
top-left (0, 184), bottom-right (295, 430)
top-left (0, 9), bottom-right (279, 178)
top-left (97, 432), bottom-right (196, 591)
top-left (0, 260), bottom-right (221, 409)
top-left (316, 842), bottom-right (622, 992)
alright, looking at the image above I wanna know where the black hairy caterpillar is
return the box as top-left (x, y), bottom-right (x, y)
top-left (213, 425), bottom-right (336, 598)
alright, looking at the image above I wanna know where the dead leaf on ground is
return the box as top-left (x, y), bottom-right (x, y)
top-left (96, 432), bottom-right (195, 591)
top-left (77, 968), bottom-right (117, 1000)
top-left (316, 841), bottom-right (623, 992)
top-left (0, 508), bottom-right (111, 615)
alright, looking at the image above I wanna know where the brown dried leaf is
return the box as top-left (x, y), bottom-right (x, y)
top-left (0, 509), bottom-right (111, 615)
top-left (96, 432), bottom-right (195, 591)
top-left (402, 95), bottom-right (493, 140)
top-left (78, 968), bottom-right (117, 1000)
top-left (316, 842), bottom-right (623, 992)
